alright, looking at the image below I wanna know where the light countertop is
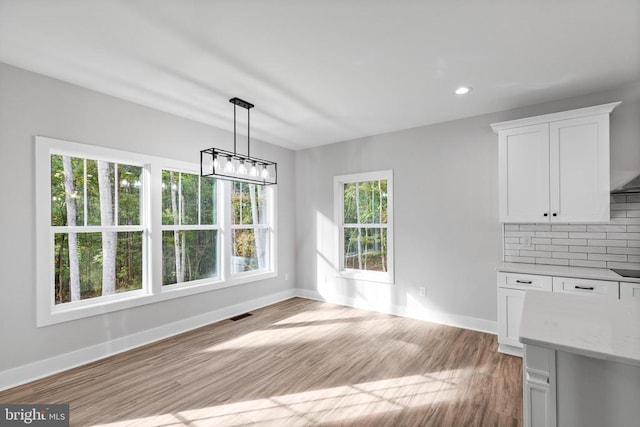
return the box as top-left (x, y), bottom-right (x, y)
top-left (497, 262), bottom-right (640, 283)
top-left (520, 291), bottom-right (640, 367)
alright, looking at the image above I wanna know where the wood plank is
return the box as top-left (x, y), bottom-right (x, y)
top-left (0, 298), bottom-right (522, 426)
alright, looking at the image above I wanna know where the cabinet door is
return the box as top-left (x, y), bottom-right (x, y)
top-left (549, 114), bottom-right (610, 222)
top-left (523, 344), bottom-right (557, 427)
top-left (620, 282), bottom-right (640, 300)
top-left (497, 287), bottom-right (525, 349)
top-left (499, 124), bottom-right (550, 223)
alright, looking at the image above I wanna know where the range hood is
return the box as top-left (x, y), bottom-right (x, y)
top-left (611, 174), bottom-right (640, 194)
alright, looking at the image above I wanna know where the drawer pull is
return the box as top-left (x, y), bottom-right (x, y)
top-left (516, 280), bottom-right (532, 284)
top-left (574, 285), bottom-right (594, 291)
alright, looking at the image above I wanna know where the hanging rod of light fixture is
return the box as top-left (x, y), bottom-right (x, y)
top-left (200, 97), bottom-right (277, 185)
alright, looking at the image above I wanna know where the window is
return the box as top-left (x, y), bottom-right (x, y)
top-left (36, 136), bottom-right (276, 326)
top-left (334, 170), bottom-right (394, 283)
top-left (50, 154), bottom-right (145, 305)
top-left (162, 170), bottom-right (218, 286)
top-left (231, 182), bottom-right (270, 274)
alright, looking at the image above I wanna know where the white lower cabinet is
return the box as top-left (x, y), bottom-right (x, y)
top-left (497, 272), bottom-right (552, 356)
top-left (523, 344), bottom-right (556, 427)
top-left (497, 271), bottom-right (621, 357)
top-left (498, 288), bottom-right (525, 353)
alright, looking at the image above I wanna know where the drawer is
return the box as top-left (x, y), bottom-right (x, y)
top-left (620, 282), bottom-right (640, 301)
top-left (498, 272), bottom-right (552, 291)
top-left (552, 276), bottom-right (619, 298)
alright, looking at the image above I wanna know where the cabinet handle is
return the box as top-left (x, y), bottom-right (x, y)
top-left (574, 285), bottom-right (594, 291)
top-left (552, 213), bottom-right (557, 217)
top-left (516, 280), bottom-right (532, 284)
top-left (543, 213), bottom-right (548, 217)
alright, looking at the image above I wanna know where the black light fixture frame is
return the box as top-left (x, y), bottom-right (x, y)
top-left (200, 97), bottom-right (277, 185)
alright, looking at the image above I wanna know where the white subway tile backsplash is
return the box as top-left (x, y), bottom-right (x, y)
top-left (611, 195), bottom-right (628, 203)
top-left (607, 247), bottom-right (640, 255)
top-left (551, 225), bottom-right (587, 232)
top-left (569, 245), bottom-right (607, 253)
top-left (503, 198), bottom-right (640, 269)
top-left (535, 231), bottom-right (569, 238)
top-left (570, 259), bottom-right (607, 268)
top-left (536, 245), bottom-right (569, 252)
top-left (531, 237), bottom-right (552, 244)
top-left (504, 231), bottom-right (535, 238)
top-left (611, 217), bottom-right (640, 224)
top-left (588, 239), bottom-right (627, 247)
top-left (535, 258), bottom-right (569, 266)
top-left (520, 250), bottom-right (552, 258)
top-left (611, 203), bottom-right (640, 210)
top-left (552, 252), bottom-right (587, 260)
top-left (552, 238), bottom-right (587, 246)
top-left (588, 253), bottom-right (628, 262)
top-left (607, 232), bottom-right (640, 240)
top-left (505, 255), bottom-right (535, 263)
top-left (505, 243), bottom-right (525, 250)
top-left (520, 224), bottom-right (552, 231)
top-left (568, 232), bottom-right (606, 239)
top-left (586, 225), bottom-right (626, 232)
top-left (606, 261), bottom-right (640, 270)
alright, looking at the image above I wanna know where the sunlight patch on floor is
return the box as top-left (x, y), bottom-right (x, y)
top-left (91, 370), bottom-right (469, 426)
top-left (203, 319), bottom-right (383, 352)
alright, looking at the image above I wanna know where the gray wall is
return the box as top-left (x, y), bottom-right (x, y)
top-left (295, 82), bottom-right (640, 325)
top-left (0, 62), bottom-right (296, 372)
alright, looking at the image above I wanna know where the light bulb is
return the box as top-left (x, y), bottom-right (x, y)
top-left (261, 165), bottom-right (269, 179)
top-left (225, 156), bottom-right (235, 173)
top-left (237, 161), bottom-right (246, 176)
top-left (250, 162), bottom-right (258, 177)
top-left (213, 155), bottom-right (219, 170)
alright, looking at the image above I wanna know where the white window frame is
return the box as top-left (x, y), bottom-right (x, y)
top-left (36, 136), bottom-right (277, 326)
top-left (334, 170), bottom-right (394, 284)
top-left (160, 168), bottom-right (221, 289)
top-left (230, 182), bottom-right (274, 277)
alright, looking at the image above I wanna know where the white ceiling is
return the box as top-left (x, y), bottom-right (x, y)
top-left (1, 1), bottom-right (638, 150)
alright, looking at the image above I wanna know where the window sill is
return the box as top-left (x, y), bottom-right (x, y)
top-left (337, 270), bottom-right (395, 285)
top-left (38, 271), bottom-right (278, 327)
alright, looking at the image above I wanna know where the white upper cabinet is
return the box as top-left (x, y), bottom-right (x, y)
top-left (492, 102), bottom-right (620, 223)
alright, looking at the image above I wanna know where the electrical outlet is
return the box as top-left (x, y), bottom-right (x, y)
top-left (523, 236), bottom-right (532, 248)
top-left (419, 287), bottom-right (426, 297)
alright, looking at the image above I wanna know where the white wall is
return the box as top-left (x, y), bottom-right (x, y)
top-left (0, 63), bottom-right (296, 382)
top-left (295, 82), bottom-right (640, 330)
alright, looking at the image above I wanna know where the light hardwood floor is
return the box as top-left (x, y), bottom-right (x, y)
top-left (0, 298), bottom-right (522, 426)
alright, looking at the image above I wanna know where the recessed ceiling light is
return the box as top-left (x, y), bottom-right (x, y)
top-left (455, 86), bottom-right (472, 95)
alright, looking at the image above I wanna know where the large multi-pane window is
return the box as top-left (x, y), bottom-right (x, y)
top-left (231, 182), bottom-right (270, 274)
top-left (37, 136), bottom-right (276, 326)
top-left (335, 170), bottom-right (394, 283)
top-left (161, 170), bottom-right (218, 286)
top-left (50, 154), bottom-right (144, 304)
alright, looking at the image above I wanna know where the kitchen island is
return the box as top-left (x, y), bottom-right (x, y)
top-left (519, 291), bottom-right (640, 427)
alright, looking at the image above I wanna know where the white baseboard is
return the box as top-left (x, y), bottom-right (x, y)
top-left (0, 289), bottom-right (296, 392)
top-left (294, 288), bottom-right (497, 335)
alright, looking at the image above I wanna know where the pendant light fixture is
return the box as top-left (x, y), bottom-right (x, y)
top-left (200, 97), bottom-right (277, 185)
